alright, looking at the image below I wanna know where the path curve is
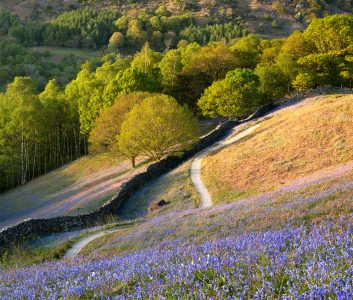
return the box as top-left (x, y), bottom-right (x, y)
top-left (191, 123), bottom-right (260, 208)
top-left (64, 228), bottom-right (120, 259)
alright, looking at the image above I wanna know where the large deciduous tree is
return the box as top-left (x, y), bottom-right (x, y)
top-left (118, 94), bottom-right (199, 166)
top-left (89, 92), bottom-right (151, 154)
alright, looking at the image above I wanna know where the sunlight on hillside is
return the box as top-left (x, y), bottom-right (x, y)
top-left (0, 153), bottom-right (141, 229)
top-left (203, 95), bottom-right (353, 203)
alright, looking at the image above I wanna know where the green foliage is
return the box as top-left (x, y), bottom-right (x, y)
top-left (118, 95), bottom-right (199, 164)
top-left (0, 241), bottom-right (72, 269)
top-left (2, 13), bottom-right (353, 191)
top-left (255, 64), bottom-right (287, 101)
top-left (179, 42), bottom-right (236, 105)
top-left (9, 9), bottom-right (119, 49)
top-left (292, 73), bottom-right (316, 91)
top-left (68, 55), bottom-right (130, 135)
top-left (230, 34), bottom-right (262, 68)
top-left (159, 49), bottom-right (183, 89)
top-left (198, 69), bottom-right (261, 118)
top-left (180, 22), bottom-right (247, 45)
top-left (89, 92), bottom-right (151, 154)
top-left (131, 43), bottom-right (163, 74)
top-left (183, 42), bottom-right (237, 81)
top-left (0, 77), bottom-right (82, 191)
top-left (0, 10), bottom-right (20, 35)
top-left (0, 38), bottom-right (80, 90)
top-left (109, 32), bottom-right (125, 49)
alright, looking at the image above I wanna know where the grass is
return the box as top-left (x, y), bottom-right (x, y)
top-left (119, 161), bottom-right (200, 220)
top-left (29, 46), bottom-right (103, 63)
top-left (79, 94), bottom-right (353, 258)
top-left (0, 233), bottom-right (82, 269)
top-left (0, 217), bottom-right (136, 269)
top-left (84, 164), bottom-right (353, 258)
top-left (202, 94), bottom-right (353, 204)
top-left (0, 153), bottom-right (143, 229)
top-left (0, 117), bottom-right (217, 232)
top-left (1, 95), bottom-right (353, 298)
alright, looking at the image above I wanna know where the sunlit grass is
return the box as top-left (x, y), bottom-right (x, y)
top-left (203, 94), bottom-right (353, 204)
top-left (119, 161), bottom-right (200, 220)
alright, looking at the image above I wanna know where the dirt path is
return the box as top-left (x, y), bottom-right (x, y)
top-left (64, 228), bottom-right (121, 259)
top-left (191, 123), bottom-right (260, 208)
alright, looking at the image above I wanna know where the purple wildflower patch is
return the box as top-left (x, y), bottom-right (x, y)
top-left (1, 221), bottom-right (353, 299)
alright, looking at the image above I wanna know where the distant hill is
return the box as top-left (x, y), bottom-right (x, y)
top-left (0, 0), bottom-right (352, 37)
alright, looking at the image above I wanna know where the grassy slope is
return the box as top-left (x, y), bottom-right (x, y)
top-left (81, 94), bottom-right (353, 258)
top-left (0, 153), bottom-right (147, 230)
top-left (203, 94), bottom-right (353, 204)
top-left (119, 161), bottom-right (200, 220)
top-left (0, 119), bottom-right (219, 231)
top-left (29, 47), bottom-right (103, 64)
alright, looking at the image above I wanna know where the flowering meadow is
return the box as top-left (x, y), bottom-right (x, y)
top-left (1, 95), bottom-right (353, 299)
top-left (1, 220), bottom-right (353, 299)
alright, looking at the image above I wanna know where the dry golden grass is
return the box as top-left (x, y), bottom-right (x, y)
top-left (203, 94), bottom-right (353, 203)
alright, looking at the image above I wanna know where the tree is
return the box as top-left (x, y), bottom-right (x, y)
top-left (183, 42), bottom-right (236, 82)
top-left (121, 67), bottom-right (159, 92)
top-left (255, 64), bottom-right (287, 102)
top-left (292, 73), bottom-right (315, 91)
top-left (297, 53), bottom-right (342, 86)
top-left (230, 34), bottom-right (262, 69)
top-left (109, 32), bottom-right (125, 49)
top-left (131, 43), bottom-right (162, 74)
top-left (259, 39), bottom-right (284, 65)
top-left (89, 92), bottom-right (151, 154)
top-left (126, 19), bottom-right (148, 48)
top-left (303, 15), bottom-right (353, 53)
top-left (281, 31), bottom-right (314, 60)
top-left (118, 94), bottom-right (199, 166)
top-left (275, 52), bottom-right (298, 92)
top-left (178, 42), bottom-right (236, 105)
top-left (159, 49), bottom-right (183, 89)
top-left (198, 69), bottom-right (261, 118)
top-left (0, 77), bottom-right (42, 186)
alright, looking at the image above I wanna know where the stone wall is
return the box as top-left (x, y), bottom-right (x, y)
top-left (0, 102), bottom-right (275, 250)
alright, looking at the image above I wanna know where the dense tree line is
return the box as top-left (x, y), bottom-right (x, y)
top-left (0, 78), bottom-right (82, 191)
top-left (0, 8), bottom-right (87, 90)
top-left (1, 14), bottom-right (352, 192)
top-left (0, 38), bottom-right (81, 90)
top-left (110, 7), bottom-right (246, 51)
top-left (8, 9), bottom-right (119, 49)
top-left (1, 7), bottom-right (246, 52)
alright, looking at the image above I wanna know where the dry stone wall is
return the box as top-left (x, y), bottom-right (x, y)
top-left (0, 101), bottom-right (283, 250)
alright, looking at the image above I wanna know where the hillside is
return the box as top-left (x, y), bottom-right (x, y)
top-left (1, 94), bottom-right (353, 298)
top-left (203, 94), bottom-right (353, 204)
top-left (0, 154), bottom-right (147, 230)
top-left (1, 6), bottom-right (353, 297)
top-left (0, 118), bottom-right (217, 230)
top-left (1, 0), bottom-right (352, 37)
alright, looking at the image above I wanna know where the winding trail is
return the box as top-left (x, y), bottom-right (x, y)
top-left (64, 228), bottom-right (121, 259)
top-left (191, 123), bottom-right (260, 208)
top-left (65, 123), bottom-right (261, 257)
